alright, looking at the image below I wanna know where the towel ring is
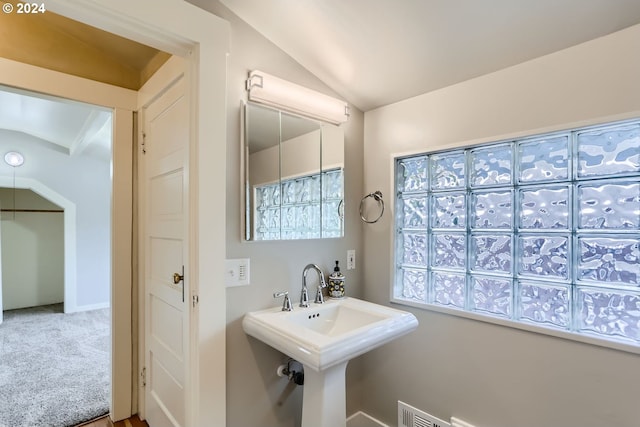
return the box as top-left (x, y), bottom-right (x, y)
top-left (360, 191), bottom-right (384, 223)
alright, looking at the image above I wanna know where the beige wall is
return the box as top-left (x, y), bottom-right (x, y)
top-left (250, 126), bottom-right (344, 185)
top-left (185, 1), bottom-right (365, 426)
top-left (0, 189), bottom-right (63, 310)
top-left (361, 24), bottom-right (640, 427)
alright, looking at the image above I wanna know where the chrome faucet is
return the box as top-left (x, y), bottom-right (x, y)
top-left (301, 264), bottom-right (327, 306)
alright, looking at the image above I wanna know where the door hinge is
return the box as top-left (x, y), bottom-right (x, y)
top-left (141, 367), bottom-right (146, 387)
top-left (192, 294), bottom-right (199, 308)
top-left (141, 132), bottom-right (147, 154)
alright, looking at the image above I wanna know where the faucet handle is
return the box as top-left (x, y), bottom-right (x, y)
top-left (273, 291), bottom-right (293, 311)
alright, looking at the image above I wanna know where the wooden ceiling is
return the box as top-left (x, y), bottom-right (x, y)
top-left (0, 5), bottom-right (171, 90)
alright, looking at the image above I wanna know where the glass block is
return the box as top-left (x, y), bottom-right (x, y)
top-left (432, 193), bottom-right (466, 229)
top-left (578, 236), bottom-right (640, 286)
top-left (471, 276), bottom-right (512, 317)
top-left (402, 232), bottom-right (428, 267)
top-left (578, 182), bottom-right (640, 229)
top-left (296, 205), bottom-right (320, 234)
top-left (577, 124), bottom-right (640, 178)
top-left (399, 157), bottom-right (428, 192)
top-left (265, 184), bottom-right (280, 206)
top-left (577, 286), bottom-right (640, 342)
top-left (471, 234), bottom-right (512, 274)
top-left (281, 180), bottom-right (295, 204)
top-left (518, 135), bottom-right (569, 182)
top-left (323, 169), bottom-right (343, 200)
top-left (309, 175), bottom-right (321, 203)
top-left (519, 186), bottom-right (569, 229)
top-left (472, 190), bottom-right (512, 229)
top-left (256, 207), bottom-right (280, 240)
top-left (256, 186), bottom-right (271, 208)
top-left (400, 268), bottom-right (427, 302)
top-left (322, 200), bottom-right (342, 234)
top-left (432, 233), bottom-right (466, 270)
top-left (297, 177), bottom-right (311, 203)
top-left (431, 152), bottom-right (465, 190)
top-left (518, 235), bottom-right (569, 280)
top-left (470, 144), bottom-right (512, 187)
top-left (269, 207), bottom-right (280, 229)
top-left (282, 206), bottom-right (296, 229)
top-left (518, 281), bottom-right (570, 328)
top-left (432, 272), bottom-right (465, 308)
top-left (401, 196), bottom-right (428, 229)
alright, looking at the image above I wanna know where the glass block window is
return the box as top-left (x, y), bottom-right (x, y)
top-left (254, 168), bottom-right (343, 240)
top-left (394, 120), bottom-right (640, 346)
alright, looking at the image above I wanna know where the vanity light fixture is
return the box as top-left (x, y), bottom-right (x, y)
top-left (4, 151), bottom-right (24, 167)
top-left (246, 70), bottom-right (350, 125)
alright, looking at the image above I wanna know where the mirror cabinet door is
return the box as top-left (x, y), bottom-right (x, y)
top-left (320, 124), bottom-right (345, 238)
top-left (244, 102), bottom-right (344, 241)
top-left (245, 103), bottom-right (281, 240)
top-left (280, 112), bottom-right (322, 239)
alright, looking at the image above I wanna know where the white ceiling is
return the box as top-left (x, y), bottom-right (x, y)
top-left (219, 0), bottom-right (640, 112)
top-left (0, 85), bottom-right (111, 157)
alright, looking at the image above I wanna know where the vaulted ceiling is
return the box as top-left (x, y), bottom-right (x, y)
top-left (0, 85), bottom-right (112, 155)
top-left (217, 0), bottom-right (640, 111)
top-left (3, 1), bottom-right (640, 155)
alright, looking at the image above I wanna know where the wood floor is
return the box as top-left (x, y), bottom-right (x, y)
top-left (78, 414), bottom-right (149, 427)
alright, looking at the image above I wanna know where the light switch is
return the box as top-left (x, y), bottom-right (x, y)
top-left (226, 258), bottom-right (250, 287)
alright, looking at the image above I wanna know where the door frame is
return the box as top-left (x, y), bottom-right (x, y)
top-left (14, 0), bottom-right (230, 424)
top-left (0, 56), bottom-right (137, 419)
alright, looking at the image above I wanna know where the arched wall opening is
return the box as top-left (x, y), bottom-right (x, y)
top-left (0, 177), bottom-right (78, 312)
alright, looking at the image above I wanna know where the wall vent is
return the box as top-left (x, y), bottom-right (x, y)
top-left (398, 401), bottom-right (451, 427)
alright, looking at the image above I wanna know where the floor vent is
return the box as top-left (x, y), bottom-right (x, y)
top-left (398, 401), bottom-right (451, 427)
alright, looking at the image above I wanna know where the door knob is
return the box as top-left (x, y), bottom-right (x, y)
top-left (173, 272), bottom-right (184, 284)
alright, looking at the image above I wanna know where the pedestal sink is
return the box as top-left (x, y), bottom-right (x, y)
top-left (242, 297), bottom-right (418, 427)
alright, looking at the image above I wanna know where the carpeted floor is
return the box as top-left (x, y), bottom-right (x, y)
top-left (0, 304), bottom-right (110, 427)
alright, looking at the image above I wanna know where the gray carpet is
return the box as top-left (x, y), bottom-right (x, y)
top-left (0, 304), bottom-right (110, 427)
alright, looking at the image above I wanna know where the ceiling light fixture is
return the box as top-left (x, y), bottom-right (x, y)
top-left (246, 70), bottom-right (350, 125)
top-left (4, 151), bottom-right (24, 167)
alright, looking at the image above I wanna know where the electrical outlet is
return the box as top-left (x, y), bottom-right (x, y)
top-left (347, 250), bottom-right (356, 270)
top-left (225, 258), bottom-right (250, 287)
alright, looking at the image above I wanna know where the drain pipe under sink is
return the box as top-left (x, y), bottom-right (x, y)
top-left (277, 359), bottom-right (304, 386)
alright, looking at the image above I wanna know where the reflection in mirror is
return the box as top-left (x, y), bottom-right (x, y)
top-left (243, 102), bottom-right (344, 241)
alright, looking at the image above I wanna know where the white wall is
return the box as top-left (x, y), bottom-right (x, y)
top-left (0, 189), bottom-right (64, 310)
top-left (361, 24), bottom-right (640, 427)
top-left (0, 131), bottom-right (111, 310)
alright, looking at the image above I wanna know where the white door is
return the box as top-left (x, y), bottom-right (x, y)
top-left (142, 73), bottom-right (189, 427)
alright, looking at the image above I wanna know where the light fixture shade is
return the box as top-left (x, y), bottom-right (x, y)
top-left (4, 151), bottom-right (24, 167)
top-left (247, 70), bottom-right (349, 125)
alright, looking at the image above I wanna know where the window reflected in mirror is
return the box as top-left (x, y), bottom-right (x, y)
top-left (243, 102), bottom-right (345, 241)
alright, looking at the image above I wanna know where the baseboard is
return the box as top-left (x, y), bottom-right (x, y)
top-left (347, 411), bottom-right (390, 427)
top-left (72, 301), bottom-right (110, 312)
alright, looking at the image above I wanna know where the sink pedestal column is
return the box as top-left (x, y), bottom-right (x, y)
top-left (301, 361), bottom-right (348, 427)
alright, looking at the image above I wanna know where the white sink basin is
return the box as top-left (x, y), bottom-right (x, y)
top-left (242, 297), bottom-right (418, 372)
top-left (244, 297), bottom-right (418, 427)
